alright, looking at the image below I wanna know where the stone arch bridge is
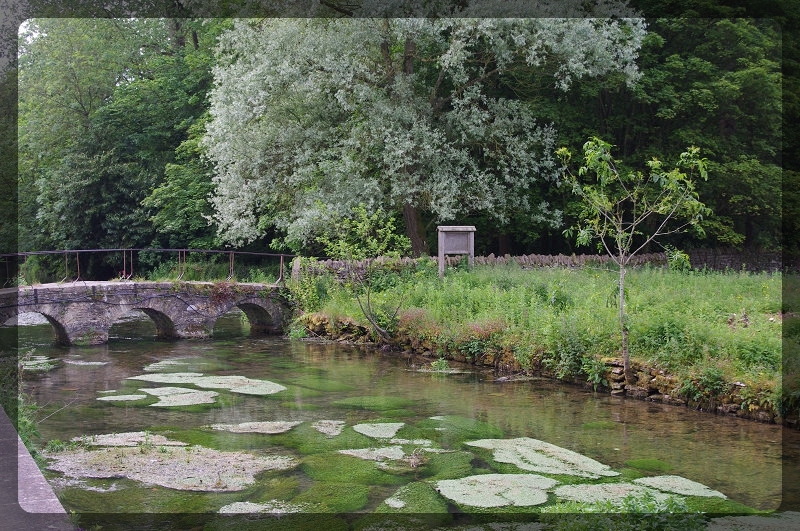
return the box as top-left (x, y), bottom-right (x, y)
top-left (0, 281), bottom-right (291, 345)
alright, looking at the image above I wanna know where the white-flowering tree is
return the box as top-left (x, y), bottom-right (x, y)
top-left (204, 10), bottom-right (646, 254)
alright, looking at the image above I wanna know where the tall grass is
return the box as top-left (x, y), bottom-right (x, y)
top-left (299, 259), bottom-right (782, 393)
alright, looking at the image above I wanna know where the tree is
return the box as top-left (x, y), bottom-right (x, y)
top-left (557, 137), bottom-right (709, 384)
top-left (204, 14), bottom-right (646, 255)
top-left (315, 204), bottom-right (411, 342)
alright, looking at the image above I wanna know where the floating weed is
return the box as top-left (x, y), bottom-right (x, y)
top-left (436, 473), bottom-right (557, 508)
top-left (128, 372), bottom-right (287, 396)
top-left (465, 437), bottom-right (620, 479)
top-left (209, 421), bottom-right (303, 434)
top-left (352, 422), bottom-right (405, 439)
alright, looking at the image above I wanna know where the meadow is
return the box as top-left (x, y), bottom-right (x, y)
top-left (287, 258), bottom-right (791, 421)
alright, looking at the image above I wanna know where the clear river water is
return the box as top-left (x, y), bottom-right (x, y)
top-left (4, 310), bottom-right (800, 527)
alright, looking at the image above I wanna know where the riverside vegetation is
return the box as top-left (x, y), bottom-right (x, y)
top-left (286, 257), bottom-right (790, 425)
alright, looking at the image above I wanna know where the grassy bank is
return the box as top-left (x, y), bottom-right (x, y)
top-left (288, 258), bottom-right (792, 423)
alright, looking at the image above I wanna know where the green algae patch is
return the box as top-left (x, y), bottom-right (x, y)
top-left (288, 374), bottom-right (355, 392)
top-left (264, 384), bottom-right (323, 400)
top-left (248, 475), bottom-right (301, 503)
top-left (684, 496), bottom-right (760, 514)
top-left (300, 453), bottom-right (406, 485)
top-left (292, 482), bottom-right (369, 512)
top-left (625, 458), bottom-right (673, 473)
top-left (416, 450), bottom-right (476, 481)
top-left (376, 481), bottom-right (451, 516)
top-left (331, 396), bottom-right (417, 411)
top-left (417, 415), bottom-right (504, 446)
top-left (267, 422), bottom-right (374, 455)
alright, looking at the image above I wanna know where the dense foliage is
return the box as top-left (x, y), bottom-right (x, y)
top-left (10, 1), bottom-right (787, 278)
top-left (292, 260), bottom-right (786, 417)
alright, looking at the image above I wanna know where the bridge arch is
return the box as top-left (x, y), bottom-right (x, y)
top-left (6, 282), bottom-right (291, 345)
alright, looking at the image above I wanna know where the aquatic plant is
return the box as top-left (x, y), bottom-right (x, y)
top-left (209, 421), bottom-right (302, 434)
top-left (331, 396), bottom-right (416, 411)
top-left (140, 386), bottom-right (219, 407)
top-left (466, 437), bottom-right (620, 479)
top-left (311, 420), bottom-right (346, 437)
top-left (128, 372), bottom-right (287, 395)
top-left (554, 482), bottom-right (671, 506)
top-left (633, 475), bottom-right (727, 498)
top-left (45, 437), bottom-right (297, 491)
top-left (352, 422), bottom-right (405, 439)
top-left (435, 473), bottom-right (557, 508)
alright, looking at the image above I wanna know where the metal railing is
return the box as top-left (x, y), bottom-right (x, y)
top-left (0, 248), bottom-right (297, 287)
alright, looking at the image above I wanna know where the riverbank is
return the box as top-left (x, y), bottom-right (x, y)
top-left (287, 258), bottom-right (792, 426)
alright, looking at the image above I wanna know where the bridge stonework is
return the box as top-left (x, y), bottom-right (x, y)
top-left (0, 281), bottom-right (291, 345)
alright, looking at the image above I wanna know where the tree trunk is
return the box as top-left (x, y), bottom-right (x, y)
top-left (403, 203), bottom-right (428, 257)
top-left (619, 263), bottom-right (634, 385)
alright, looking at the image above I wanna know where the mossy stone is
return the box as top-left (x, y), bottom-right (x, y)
top-left (300, 453), bottom-right (406, 485)
top-left (292, 482), bottom-right (369, 512)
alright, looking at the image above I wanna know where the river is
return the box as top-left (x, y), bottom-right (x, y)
top-left (4, 310), bottom-right (799, 527)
